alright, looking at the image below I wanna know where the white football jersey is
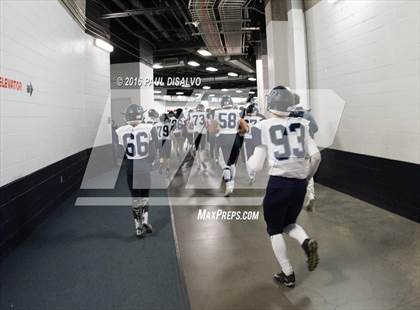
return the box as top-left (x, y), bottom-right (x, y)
top-left (116, 123), bottom-right (156, 160)
top-left (214, 108), bottom-right (241, 135)
top-left (189, 111), bottom-right (208, 134)
top-left (244, 114), bottom-right (265, 139)
top-left (172, 117), bottom-right (185, 134)
top-left (155, 121), bottom-right (171, 140)
top-left (254, 117), bottom-right (319, 179)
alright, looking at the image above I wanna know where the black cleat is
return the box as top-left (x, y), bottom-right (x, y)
top-left (305, 199), bottom-right (315, 212)
top-left (143, 223), bottom-right (153, 234)
top-left (273, 272), bottom-right (295, 288)
top-left (136, 225), bottom-right (147, 238)
top-left (302, 239), bottom-right (319, 271)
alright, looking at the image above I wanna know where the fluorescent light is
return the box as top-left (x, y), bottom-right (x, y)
top-left (202, 86), bottom-right (211, 90)
top-left (94, 38), bottom-right (114, 53)
top-left (154, 90), bottom-right (162, 94)
top-left (195, 93), bottom-right (202, 96)
top-left (228, 72), bottom-right (238, 77)
top-left (198, 49), bottom-right (212, 56)
top-left (249, 91), bottom-right (255, 94)
top-left (176, 92), bottom-right (184, 95)
top-left (206, 67), bottom-right (218, 72)
top-left (236, 90), bottom-right (243, 93)
top-left (153, 63), bottom-right (163, 69)
top-left (188, 61), bottom-right (200, 67)
top-left (221, 88), bottom-right (228, 92)
top-left (208, 94), bottom-right (215, 97)
top-left (248, 77), bottom-right (256, 81)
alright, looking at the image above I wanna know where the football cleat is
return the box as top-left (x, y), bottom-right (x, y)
top-left (273, 272), bottom-right (295, 288)
top-left (302, 239), bottom-right (319, 271)
top-left (136, 225), bottom-right (147, 238)
top-left (249, 176), bottom-right (256, 185)
top-left (224, 181), bottom-right (234, 197)
top-left (143, 223), bottom-right (153, 234)
top-left (305, 199), bottom-right (315, 212)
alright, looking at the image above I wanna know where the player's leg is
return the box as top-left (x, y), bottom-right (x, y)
top-left (199, 134), bottom-right (207, 171)
top-left (225, 134), bottom-right (243, 196)
top-left (245, 139), bottom-right (257, 184)
top-left (263, 176), bottom-right (297, 287)
top-left (163, 140), bottom-right (171, 176)
top-left (127, 159), bottom-right (147, 238)
top-left (283, 179), bottom-right (319, 271)
top-left (218, 134), bottom-right (234, 196)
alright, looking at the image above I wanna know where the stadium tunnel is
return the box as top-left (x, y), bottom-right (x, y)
top-left (0, 0), bottom-right (419, 310)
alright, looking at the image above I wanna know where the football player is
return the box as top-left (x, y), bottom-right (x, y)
top-left (155, 113), bottom-right (172, 176)
top-left (288, 97), bottom-right (319, 211)
top-left (172, 108), bottom-right (186, 158)
top-left (146, 109), bottom-right (159, 125)
top-left (247, 86), bottom-right (321, 288)
top-left (115, 104), bottom-right (158, 238)
top-left (188, 103), bottom-right (209, 172)
top-left (244, 103), bottom-right (265, 184)
top-left (210, 95), bottom-right (248, 196)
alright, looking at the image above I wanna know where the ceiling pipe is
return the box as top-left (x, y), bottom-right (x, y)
top-left (129, 0), bottom-right (174, 42)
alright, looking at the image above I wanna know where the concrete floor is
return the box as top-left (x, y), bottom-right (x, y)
top-left (170, 159), bottom-right (420, 310)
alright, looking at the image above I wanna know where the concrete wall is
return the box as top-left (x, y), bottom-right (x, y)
top-left (305, 0), bottom-right (419, 164)
top-left (0, 0), bottom-right (111, 186)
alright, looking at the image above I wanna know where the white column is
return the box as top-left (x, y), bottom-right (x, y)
top-left (287, 3), bottom-right (309, 109)
top-left (265, 1), bottom-right (289, 90)
top-left (256, 55), bottom-right (269, 113)
top-left (139, 61), bottom-right (154, 111)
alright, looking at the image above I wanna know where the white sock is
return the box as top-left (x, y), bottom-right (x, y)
top-left (283, 223), bottom-right (309, 245)
top-left (270, 234), bottom-right (294, 276)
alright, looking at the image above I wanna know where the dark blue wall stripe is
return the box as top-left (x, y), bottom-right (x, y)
top-left (315, 148), bottom-right (420, 222)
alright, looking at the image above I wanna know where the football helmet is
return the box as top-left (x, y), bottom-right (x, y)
top-left (220, 95), bottom-right (233, 108)
top-left (267, 86), bottom-right (298, 113)
top-left (125, 104), bottom-right (145, 122)
top-left (196, 103), bottom-right (205, 112)
top-left (148, 109), bottom-right (159, 119)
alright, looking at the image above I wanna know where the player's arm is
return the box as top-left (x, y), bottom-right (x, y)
top-left (305, 111), bottom-right (319, 137)
top-left (248, 146), bottom-right (267, 172)
top-left (307, 136), bottom-right (321, 180)
top-left (238, 117), bottom-right (249, 135)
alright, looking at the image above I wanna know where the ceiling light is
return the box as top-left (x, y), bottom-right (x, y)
top-left (228, 72), bottom-right (238, 77)
top-left (236, 90), bottom-right (243, 93)
top-left (195, 93), bottom-right (202, 96)
top-left (198, 49), bottom-right (212, 56)
top-left (248, 77), bottom-right (256, 81)
top-left (221, 88), bottom-right (228, 92)
top-left (153, 63), bottom-right (163, 69)
top-left (154, 90), bottom-right (162, 94)
top-left (249, 91), bottom-right (255, 94)
top-left (208, 94), bottom-right (215, 97)
top-left (176, 92), bottom-right (184, 95)
top-left (203, 86), bottom-right (211, 90)
top-left (206, 67), bottom-right (218, 72)
top-left (94, 38), bottom-right (114, 53)
top-left (188, 61), bottom-right (200, 67)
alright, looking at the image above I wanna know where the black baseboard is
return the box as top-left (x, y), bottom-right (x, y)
top-left (315, 148), bottom-right (420, 222)
top-left (0, 144), bottom-right (113, 257)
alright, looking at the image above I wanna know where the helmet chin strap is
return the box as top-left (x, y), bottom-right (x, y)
top-left (269, 109), bottom-right (290, 117)
top-left (127, 120), bottom-right (142, 126)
